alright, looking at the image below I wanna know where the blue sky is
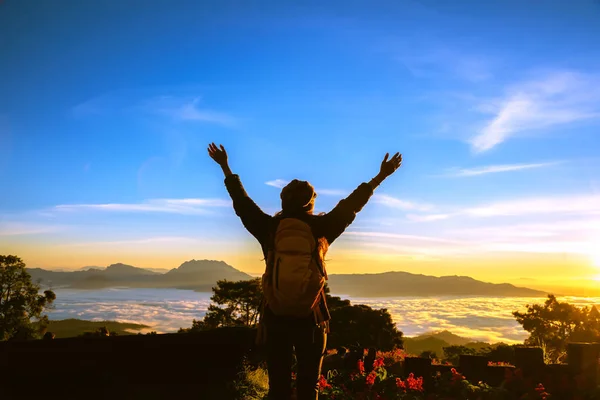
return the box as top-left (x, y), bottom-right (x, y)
top-left (1, 0), bottom-right (600, 291)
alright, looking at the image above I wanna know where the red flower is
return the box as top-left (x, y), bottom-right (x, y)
top-left (357, 359), bottom-right (365, 374)
top-left (396, 374), bottom-right (424, 392)
top-left (366, 370), bottom-right (377, 386)
top-left (396, 377), bottom-right (406, 390)
top-left (373, 357), bottom-right (385, 369)
top-left (318, 375), bottom-right (331, 390)
top-left (535, 383), bottom-right (545, 393)
top-left (535, 383), bottom-right (549, 400)
top-left (450, 368), bottom-right (465, 382)
top-left (406, 373), bottom-right (424, 391)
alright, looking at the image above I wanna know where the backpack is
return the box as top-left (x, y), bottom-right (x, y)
top-left (262, 217), bottom-right (326, 318)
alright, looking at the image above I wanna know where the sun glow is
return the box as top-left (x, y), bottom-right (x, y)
top-left (590, 240), bottom-right (600, 268)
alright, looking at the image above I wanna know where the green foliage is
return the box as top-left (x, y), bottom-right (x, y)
top-left (231, 363), bottom-right (269, 400)
top-left (482, 343), bottom-right (516, 364)
top-left (0, 255), bottom-right (56, 340)
top-left (48, 318), bottom-right (149, 338)
top-left (442, 345), bottom-right (478, 365)
top-left (419, 350), bottom-right (437, 360)
top-left (404, 337), bottom-right (450, 358)
top-left (80, 326), bottom-right (115, 337)
top-left (430, 368), bottom-right (509, 400)
top-left (513, 294), bottom-right (600, 363)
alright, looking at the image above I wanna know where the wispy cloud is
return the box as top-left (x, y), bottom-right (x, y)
top-left (406, 213), bottom-right (453, 222)
top-left (464, 194), bottom-right (600, 218)
top-left (373, 194), bottom-right (433, 211)
top-left (265, 179), bottom-right (347, 197)
top-left (265, 179), bottom-right (288, 189)
top-left (471, 71), bottom-right (600, 152)
top-left (63, 236), bottom-right (208, 248)
top-left (72, 91), bottom-right (235, 126)
top-left (345, 231), bottom-right (460, 244)
top-left (407, 193), bottom-right (600, 224)
top-left (398, 47), bottom-right (493, 83)
top-left (444, 161), bottom-right (560, 177)
top-left (450, 219), bottom-right (600, 241)
top-left (0, 222), bottom-right (63, 236)
top-left (315, 189), bottom-right (347, 197)
top-left (54, 198), bottom-right (230, 215)
top-left (143, 96), bottom-right (235, 125)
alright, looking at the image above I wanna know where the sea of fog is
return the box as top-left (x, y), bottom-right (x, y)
top-left (46, 288), bottom-right (600, 344)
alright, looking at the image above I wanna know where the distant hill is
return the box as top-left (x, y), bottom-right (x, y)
top-left (413, 330), bottom-right (472, 346)
top-left (327, 271), bottom-right (546, 297)
top-left (28, 260), bottom-right (252, 291)
top-left (47, 319), bottom-right (149, 338)
top-left (403, 330), bottom-right (494, 357)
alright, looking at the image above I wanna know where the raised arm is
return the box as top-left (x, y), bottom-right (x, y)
top-left (321, 152), bottom-right (402, 244)
top-left (208, 143), bottom-right (272, 243)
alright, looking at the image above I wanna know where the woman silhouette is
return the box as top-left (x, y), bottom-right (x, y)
top-left (208, 142), bottom-right (402, 400)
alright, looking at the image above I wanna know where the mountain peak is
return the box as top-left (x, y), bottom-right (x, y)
top-left (103, 263), bottom-right (158, 276)
top-left (171, 259), bottom-right (231, 273)
top-left (106, 263), bottom-right (137, 270)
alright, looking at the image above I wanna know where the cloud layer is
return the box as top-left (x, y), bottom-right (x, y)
top-left (47, 288), bottom-right (600, 343)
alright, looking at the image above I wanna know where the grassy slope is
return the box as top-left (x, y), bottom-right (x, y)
top-left (48, 319), bottom-right (150, 338)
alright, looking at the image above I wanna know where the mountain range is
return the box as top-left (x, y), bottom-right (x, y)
top-left (28, 260), bottom-right (251, 292)
top-left (327, 271), bottom-right (546, 297)
top-left (28, 260), bottom-right (546, 297)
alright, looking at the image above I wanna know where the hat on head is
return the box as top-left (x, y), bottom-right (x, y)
top-left (280, 179), bottom-right (316, 214)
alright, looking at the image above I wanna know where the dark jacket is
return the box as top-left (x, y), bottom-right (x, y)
top-left (224, 174), bottom-right (374, 324)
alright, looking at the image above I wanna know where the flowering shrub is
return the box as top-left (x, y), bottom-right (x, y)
top-left (316, 359), bottom-right (570, 400)
top-left (320, 356), bottom-right (424, 399)
top-left (235, 352), bottom-right (600, 400)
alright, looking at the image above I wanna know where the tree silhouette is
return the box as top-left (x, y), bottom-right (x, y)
top-left (180, 279), bottom-right (404, 350)
top-left (0, 255), bottom-right (56, 340)
top-left (184, 278), bottom-right (263, 331)
top-left (327, 294), bottom-right (404, 351)
top-left (442, 345), bottom-right (477, 364)
top-left (513, 294), bottom-right (600, 363)
top-left (419, 350), bottom-right (437, 360)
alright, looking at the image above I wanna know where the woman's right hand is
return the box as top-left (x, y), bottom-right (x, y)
top-left (378, 152), bottom-right (402, 179)
top-left (208, 142), bottom-right (229, 166)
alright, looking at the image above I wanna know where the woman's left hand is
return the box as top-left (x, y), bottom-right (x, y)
top-left (208, 143), bottom-right (229, 166)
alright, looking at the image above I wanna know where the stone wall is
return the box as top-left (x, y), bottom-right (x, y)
top-left (0, 327), bottom-right (258, 400)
